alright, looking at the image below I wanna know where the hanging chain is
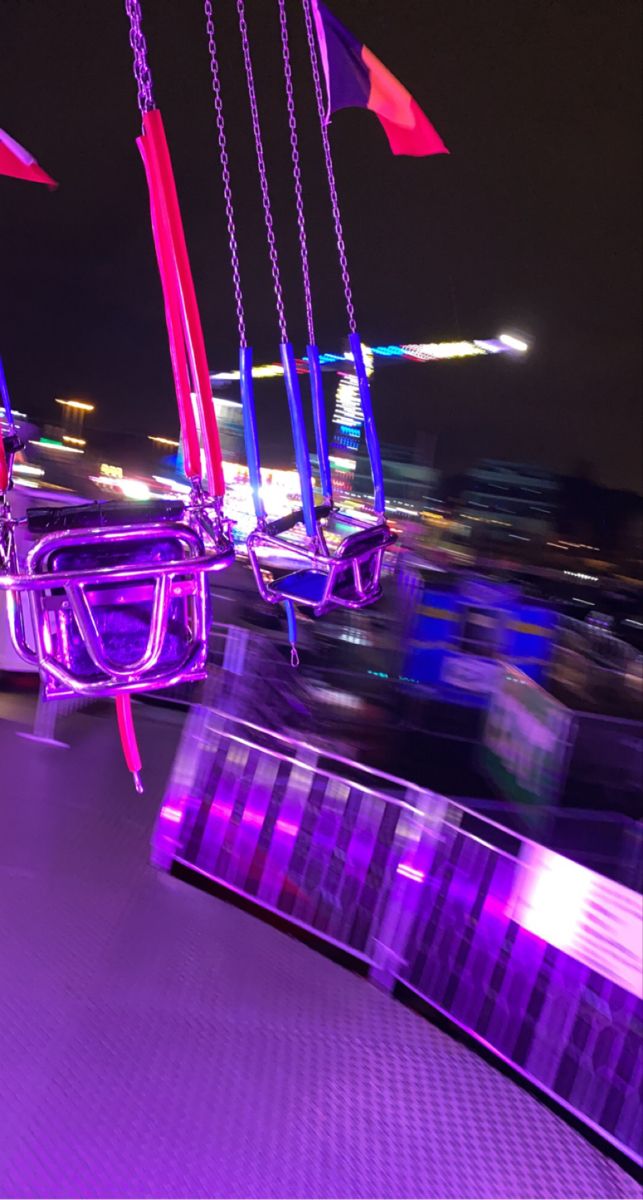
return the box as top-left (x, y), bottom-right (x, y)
top-left (204, 0), bottom-right (247, 348)
top-left (236, 0), bottom-right (288, 344)
top-left (124, 0), bottom-right (155, 116)
top-left (301, 0), bottom-right (356, 334)
top-left (278, 0), bottom-right (315, 347)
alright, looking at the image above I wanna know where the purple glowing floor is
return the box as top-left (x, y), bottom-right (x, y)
top-left (0, 700), bottom-right (637, 1199)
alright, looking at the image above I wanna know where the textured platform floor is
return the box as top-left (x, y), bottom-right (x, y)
top-left (0, 700), bottom-right (639, 1199)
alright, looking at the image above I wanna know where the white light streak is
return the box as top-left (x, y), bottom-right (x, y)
top-left (499, 333), bottom-right (529, 352)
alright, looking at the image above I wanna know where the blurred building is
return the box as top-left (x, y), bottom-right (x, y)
top-left (459, 460), bottom-right (559, 540)
top-left (328, 344), bottom-right (373, 500)
top-left (353, 444), bottom-right (442, 513)
top-left (558, 472), bottom-right (643, 563)
top-left (214, 396), bottom-right (244, 463)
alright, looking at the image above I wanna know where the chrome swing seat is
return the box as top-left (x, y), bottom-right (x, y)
top-left (0, 497), bottom-right (234, 700)
top-left (198, 0), bottom-right (396, 628)
top-left (246, 503), bottom-right (396, 616)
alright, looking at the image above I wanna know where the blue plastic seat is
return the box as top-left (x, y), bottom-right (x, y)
top-left (267, 569), bottom-right (329, 606)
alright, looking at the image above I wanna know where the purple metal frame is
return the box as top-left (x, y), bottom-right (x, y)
top-left (156, 697), bottom-right (643, 1165)
top-left (246, 508), bottom-right (396, 615)
top-left (0, 514), bottom-right (233, 700)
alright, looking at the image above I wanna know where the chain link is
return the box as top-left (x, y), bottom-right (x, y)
top-left (236, 0), bottom-right (288, 344)
top-left (301, 0), bottom-right (356, 334)
top-left (278, 0), bottom-right (315, 347)
top-left (124, 0), bottom-right (155, 116)
top-left (204, 0), bottom-right (247, 347)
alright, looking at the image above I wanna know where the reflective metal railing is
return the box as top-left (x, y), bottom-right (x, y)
top-left (551, 615), bottom-right (643, 713)
top-left (153, 703), bottom-right (434, 961)
top-left (154, 691), bottom-right (642, 1165)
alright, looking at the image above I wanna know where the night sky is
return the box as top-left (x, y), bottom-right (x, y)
top-left (1, 0), bottom-right (641, 491)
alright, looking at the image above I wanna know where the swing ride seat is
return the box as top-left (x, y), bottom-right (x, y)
top-left (247, 508), bottom-right (396, 616)
top-left (265, 503), bottom-right (332, 538)
top-left (0, 499), bottom-right (233, 700)
top-left (266, 569), bottom-right (329, 607)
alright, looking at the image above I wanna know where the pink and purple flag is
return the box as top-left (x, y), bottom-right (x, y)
top-left (0, 128), bottom-right (57, 187)
top-left (312, 0), bottom-right (448, 157)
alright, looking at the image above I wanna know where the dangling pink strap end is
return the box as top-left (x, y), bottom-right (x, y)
top-left (116, 693), bottom-right (144, 793)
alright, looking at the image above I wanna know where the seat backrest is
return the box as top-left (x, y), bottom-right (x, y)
top-left (336, 524), bottom-right (395, 560)
top-left (26, 498), bottom-right (185, 535)
top-left (266, 503), bottom-right (331, 538)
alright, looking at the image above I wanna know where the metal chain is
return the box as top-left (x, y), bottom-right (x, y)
top-left (204, 0), bottom-right (247, 348)
top-left (277, 0), bottom-right (315, 347)
top-left (301, 0), bottom-right (356, 334)
top-left (236, 0), bottom-right (288, 344)
top-left (124, 0), bottom-right (155, 115)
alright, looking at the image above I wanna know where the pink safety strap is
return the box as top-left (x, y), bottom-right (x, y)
top-left (0, 437), bottom-right (8, 493)
top-left (142, 110), bottom-right (225, 498)
top-left (137, 133), bottom-right (201, 481)
top-left (116, 693), bottom-right (143, 793)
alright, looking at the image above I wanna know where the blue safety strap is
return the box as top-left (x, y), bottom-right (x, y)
top-left (239, 345), bottom-right (266, 522)
top-left (280, 341), bottom-right (317, 538)
top-left (284, 597), bottom-right (299, 666)
top-left (349, 333), bottom-right (385, 515)
top-left (307, 344), bottom-right (332, 504)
